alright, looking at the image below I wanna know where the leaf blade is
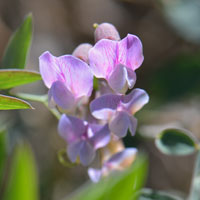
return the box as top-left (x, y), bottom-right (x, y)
top-left (4, 143), bottom-right (39, 200)
top-left (0, 69), bottom-right (41, 89)
top-left (1, 13), bottom-right (32, 69)
top-left (0, 95), bottom-right (33, 110)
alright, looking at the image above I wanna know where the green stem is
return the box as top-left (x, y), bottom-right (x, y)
top-left (15, 93), bottom-right (61, 120)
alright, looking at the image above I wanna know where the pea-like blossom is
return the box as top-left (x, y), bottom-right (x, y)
top-left (90, 88), bottom-right (149, 138)
top-left (39, 51), bottom-right (93, 110)
top-left (88, 148), bottom-right (137, 182)
top-left (58, 114), bottom-right (111, 166)
top-left (89, 34), bottom-right (144, 93)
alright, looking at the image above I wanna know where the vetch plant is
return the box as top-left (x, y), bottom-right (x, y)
top-left (39, 22), bottom-right (149, 182)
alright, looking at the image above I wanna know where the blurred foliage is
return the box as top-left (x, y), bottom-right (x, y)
top-left (1, 13), bottom-right (32, 69)
top-left (159, 0), bottom-right (200, 44)
top-left (67, 155), bottom-right (147, 200)
top-left (155, 128), bottom-right (197, 156)
top-left (0, 128), bottom-right (7, 186)
top-left (139, 188), bottom-right (183, 200)
top-left (146, 52), bottom-right (200, 104)
top-left (3, 143), bottom-right (39, 200)
top-left (189, 150), bottom-right (200, 200)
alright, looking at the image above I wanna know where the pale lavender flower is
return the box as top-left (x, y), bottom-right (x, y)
top-left (39, 51), bottom-right (93, 110)
top-left (58, 114), bottom-right (111, 166)
top-left (88, 148), bottom-right (137, 182)
top-left (90, 88), bottom-right (149, 138)
top-left (89, 34), bottom-right (144, 93)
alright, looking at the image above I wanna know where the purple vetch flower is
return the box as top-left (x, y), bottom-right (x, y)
top-left (89, 34), bottom-right (144, 93)
top-left (58, 114), bottom-right (111, 166)
top-left (88, 148), bottom-right (137, 182)
top-left (90, 88), bottom-right (149, 138)
top-left (39, 51), bottom-right (93, 110)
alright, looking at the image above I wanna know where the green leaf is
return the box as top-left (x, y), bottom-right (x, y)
top-left (155, 128), bottom-right (197, 156)
top-left (0, 69), bottom-right (41, 89)
top-left (0, 128), bottom-right (7, 186)
top-left (0, 94), bottom-right (33, 110)
top-left (1, 13), bottom-right (32, 69)
top-left (139, 188), bottom-right (183, 200)
top-left (188, 149), bottom-right (200, 200)
top-left (4, 143), bottom-right (39, 200)
top-left (67, 155), bottom-right (148, 200)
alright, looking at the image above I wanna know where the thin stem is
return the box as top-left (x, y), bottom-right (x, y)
top-left (15, 93), bottom-right (61, 120)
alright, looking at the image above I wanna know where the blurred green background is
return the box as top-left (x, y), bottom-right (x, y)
top-left (0, 0), bottom-right (200, 199)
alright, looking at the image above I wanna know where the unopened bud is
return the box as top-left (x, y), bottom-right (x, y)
top-left (94, 23), bottom-right (120, 42)
top-left (72, 43), bottom-right (93, 64)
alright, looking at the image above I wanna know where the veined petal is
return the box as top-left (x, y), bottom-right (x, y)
top-left (90, 94), bottom-right (121, 120)
top-left (117, 34), bottom-right (144, 71)
top-left (108, 64), bottom-right (127, 93)
top-left (90, 124), bottom-right (110, 149)
top-left (39, 51), bottom-right (62, 88)
top-left (58, 55), bottom-right (93, 98)
top-left (50, 81), bottom-right (75, 110)
top-left (58, 114), bottom-right (87, 143)
top-left (122, 88), bottom-right (149, 115)
top-left (67, 141), bottom-right (82, 163)
top-left (79, 141), bottom-right (96, 166)
top-left (88, 168), bottom-right (102, 183)
top-left (89, 39), bottom-right (117, 79)
top-left (109, 111), bottom-right (130, 138)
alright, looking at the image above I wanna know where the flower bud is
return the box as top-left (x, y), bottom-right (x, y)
top-left (72, 43), bottom-right (93, 64)
top-left (94, 23), bottom-right (120, 42)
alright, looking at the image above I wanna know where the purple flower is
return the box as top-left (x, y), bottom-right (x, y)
top-left (88, 148), bottom-right (137, 182)
top-left (89, 34), bottom-right (143, 93)
top-left (58, 114), bottom-right (111, 166)
top-left (90, 88), bottom-right (149, 138)
top-left (39, 51), bottom-right (93, 110)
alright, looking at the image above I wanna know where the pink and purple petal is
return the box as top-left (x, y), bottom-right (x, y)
top-left (109, 111), bottom-right (130, 138)
top-left (122, 88), bottom-right (149, 115)
top-left (50, 81), bottom-right (75, 110)
top-left (117, 34), bottom-right (144, 71)
top-left (58, 114), bottom-right (87, 143)
top-left (108, 64), bottom-right (127, 93)
top-left (79, 141), bottom-right (96, 166)
top-left (58, 55), bottom-right (93, 98)
top-left (90, 124), bottom-right (110, 150)
top-left (90, 94), bottom-right (121, 120)
top-left (39, 51), bottom-right (62, 88)
top-left (88, 168), bottom-right (102, 183)
top-left (89, 39), bottom-right (117, 79)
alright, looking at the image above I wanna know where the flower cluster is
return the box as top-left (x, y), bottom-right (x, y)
top-left (39, 23), bottom-right (149, 182)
